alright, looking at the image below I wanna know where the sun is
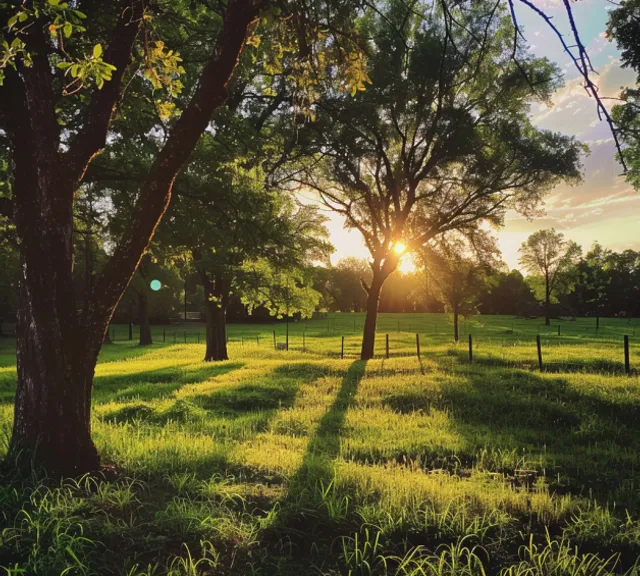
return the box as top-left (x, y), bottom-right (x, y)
top-left (393, 242), bottom-right (407, 254)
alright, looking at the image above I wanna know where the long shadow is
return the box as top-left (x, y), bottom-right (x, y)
top-left (259, 360), bottom-right (367, 558)
top-left (465, 353), bottom-right (628, 375)
top-left (296, 360), bottom-right (367, 481)
top-left (93, 361), bottom-right (246, 403)
top-left (423, 358), bottom-right (640, 510)
top-left (101, 362), bottom-right (335, 478)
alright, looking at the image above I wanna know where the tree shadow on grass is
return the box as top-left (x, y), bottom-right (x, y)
top-left (421, 359), bottom-right (640, 509)
top-left (93, 362), bottom-right (246, 403)
top-left (101, 362), bottom-right (336, 479)
top-left (260, 360), bottom-right (367, 559)
top-left (448, 347), bottom-right (629, 375)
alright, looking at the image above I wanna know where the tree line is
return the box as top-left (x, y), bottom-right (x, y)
top-left (0, 0), bottom-right (638, 475)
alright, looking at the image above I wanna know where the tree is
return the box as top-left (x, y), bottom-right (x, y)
top-left (324, 257), bottom-right (371, 312)
top-left (518, 229), bottom-right (582, 326)
top-left (570, 243), bottom-right (612, 327)
top-left (607, 250), bottom-right (640, 320)
top-left (608, 0), bottom-right (640, 188)
top-left (284, 0), bottom-right (583, 359)
top-left (420, 235), bottom-right (498, 341)
top-left (164, 119), bottom-right (332, 360)
top-left (0, 0), bottom-right (364, 475)
top-left (478, 269), bottom-right (536, 317)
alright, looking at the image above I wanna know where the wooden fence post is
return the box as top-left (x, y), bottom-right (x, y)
top-left (557, 326), bottom-right (561, 336)
top-left (624, 335), bottom-right (630, 375)
top-left (184, 331), bottom-right (186, 344)
top-left (273, 330), bottom-right (277, 350)
top-left (341, 336), bottom-right (345, 359)
top-left (386, 334), bottom-right (390, 359)
top-left (163, 328), bottom-right (166, 342)
top-left (416, 334), bottom-right (421, 359)
top-left (197, 332), bottom-right (200, 344)
top-left (536, 335), bottom-right (543, 371)
top-left (468, 334), bottom-right (473, 363)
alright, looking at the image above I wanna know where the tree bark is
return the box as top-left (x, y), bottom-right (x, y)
top-left (138, 291), bottom-right (152, 346)
top-left (545, 294), bottom-right (551, 326)
top-left (11, 177), bottom-right (100, 475)
top-left (361, 277), bottom-right (384, 360)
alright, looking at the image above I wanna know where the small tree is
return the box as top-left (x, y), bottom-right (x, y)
top-left (518, 229), bottom-right (581, 325)
top-left (572, 243), bottom-right (612, 328)
top-left (420, 235), bottom-right (497, 341)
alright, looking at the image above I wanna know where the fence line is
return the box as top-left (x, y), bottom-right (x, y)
top-left (100, 324), bottom-right (640, 378)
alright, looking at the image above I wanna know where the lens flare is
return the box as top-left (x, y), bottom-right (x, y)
top-left (393, 242), bottom-right (407, 254)
top-left (150, 280), bottom-right (162, 292)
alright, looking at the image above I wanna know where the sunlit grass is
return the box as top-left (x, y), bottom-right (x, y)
top-left (2, 314), bottom-right (640, 574)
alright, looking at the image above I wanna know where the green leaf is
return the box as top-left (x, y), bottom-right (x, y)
top-left (63, 21), bottom-right (72, 38)
top-left (93, 44), bottom-right (102, 59)
top-left (7, 15), bottom-right (17, 28)
top-left (48, 0), bottom-right (61, 5)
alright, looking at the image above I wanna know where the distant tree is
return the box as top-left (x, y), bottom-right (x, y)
top-left (607, 250), bottom-right (640, 320)
top-left (519, 229), bottom-right (582, 325)
top-left (478, 269), bottom-right (537, 317)
top-left (571, 243), bottom-right (612, 328)
top-left (324, 258), bottom-right (371, 312)
top-left (285, 0), bottom-right (584, 359)
top-left (165, 132), bottom-right (331, 361)
top-left (379, 270), bottom-right (425, 313)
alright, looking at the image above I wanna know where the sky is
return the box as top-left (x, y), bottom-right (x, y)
top-left (322, 0), bottom-right (638, 271)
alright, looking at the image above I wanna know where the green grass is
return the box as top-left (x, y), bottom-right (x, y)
top-left (2, 313), bottom-right (640, 574)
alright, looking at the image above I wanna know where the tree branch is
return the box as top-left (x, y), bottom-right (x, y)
top-left (64, 0), bottom-right (146, 183)
top-left (86, 0), bottom-right (263, 344)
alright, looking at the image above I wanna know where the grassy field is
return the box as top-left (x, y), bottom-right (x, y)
top-left (1, 313), bottom-right (640, 574)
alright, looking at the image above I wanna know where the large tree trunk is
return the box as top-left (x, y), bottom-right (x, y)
top-left (138, 291), bottom-right (152, 346)
top-left (205, 299), bottom-right (229, 361)
top-left (361, 277), bottom-right (384, 360)
top-left (10, 175), bottom-right (101, 475)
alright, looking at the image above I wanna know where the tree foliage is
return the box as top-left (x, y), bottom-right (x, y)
top-left (518, 228), bottom-right (581, 324)
top-left (608, 0), bottom-right (640, 188)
